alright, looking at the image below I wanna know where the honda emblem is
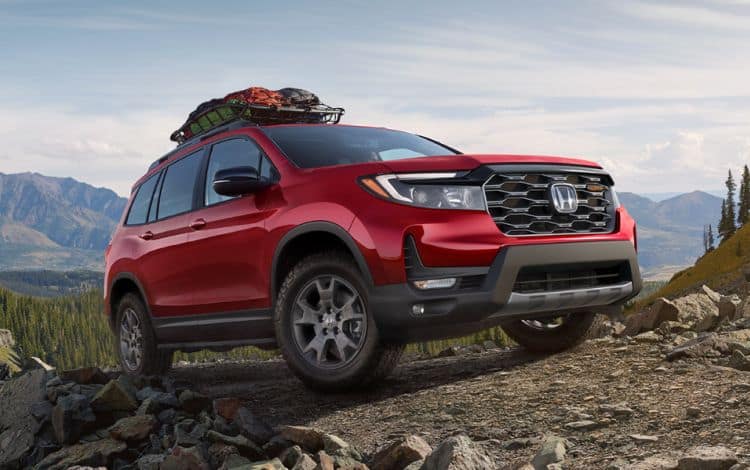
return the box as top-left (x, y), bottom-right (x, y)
top-left (549, 183), bottom-right (578, 213)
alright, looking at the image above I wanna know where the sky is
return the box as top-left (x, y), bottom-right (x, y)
top-left (1, 0), bottom-right (749, 196)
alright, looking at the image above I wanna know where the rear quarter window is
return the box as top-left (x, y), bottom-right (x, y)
top-left (125, 173), bottom-right (159, 225)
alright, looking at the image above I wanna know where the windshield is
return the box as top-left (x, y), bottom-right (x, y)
top-left (262, 125), bottom-right (459, 169)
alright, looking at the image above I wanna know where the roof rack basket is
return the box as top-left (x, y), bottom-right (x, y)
top-left (170, 102), bottom-right (345, 144)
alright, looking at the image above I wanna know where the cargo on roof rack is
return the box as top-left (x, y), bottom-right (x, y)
top-left (170, 101), bottom-right (344, 144)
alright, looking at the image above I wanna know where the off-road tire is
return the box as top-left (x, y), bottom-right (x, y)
top-left (502, 312), bottom-right (597, 353)
top-left (275, 251), bottom-right (404, 391)
top-left (115, 293), bottom-right (173, 376)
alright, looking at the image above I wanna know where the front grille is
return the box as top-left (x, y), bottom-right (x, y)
top-left (513, 262), bottom-right (630, 294)
top-left (484, 169), bottom-right (616, 236)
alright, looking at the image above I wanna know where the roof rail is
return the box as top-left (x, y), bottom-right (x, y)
top-left (147, 120), bottom-right (259, 172)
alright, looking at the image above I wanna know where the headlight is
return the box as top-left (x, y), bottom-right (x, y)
top-left (360, 173), bottom-right (486, 210)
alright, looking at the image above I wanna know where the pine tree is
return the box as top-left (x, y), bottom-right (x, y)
top-left (739, 165), bottom-right (750, 226)
top-left (703, 225), bottom-right (711, 254)
top-left (720, 170), bottom-right (738, 240)
top-left (719, 199), bottom-right (728, 240)
top-left (708, 224), bottom-right (715, 252)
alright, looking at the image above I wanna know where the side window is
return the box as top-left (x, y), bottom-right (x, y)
top-left (125, 172), bottom-right (159, 225)
top-left (205, 139), bottom-right (263, 206)
top-left (157, 151), bottom-right (202, 220)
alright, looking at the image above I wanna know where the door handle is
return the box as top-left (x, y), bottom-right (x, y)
top-left (139, 231), bottom-right (154, 240)
top-left (189, 218), bottom-right (207, 230)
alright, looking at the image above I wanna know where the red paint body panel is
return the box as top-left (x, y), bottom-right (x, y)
top-left (105, 124), bottom-right (637, 324)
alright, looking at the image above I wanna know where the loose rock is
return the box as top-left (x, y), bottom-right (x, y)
top-left (36, 439), bottom-right (127, 470)
top-left (531, 435), bottom-right (567, 470)
top-left (90, 380), bottom-right (137, 412)
top-left (236, 407), bottom-right (274, 445)
top-left (108, 414), bottom-right (157, 442)
top-left (421, 434), bottom-right (493, 470)
top-left (179, 390), bottom-right (212, 414)
top-left (161, 445), bottom-right (210, 470)
top-left (59, 367), bottom-right (108, 385)
top-left (51, 393), bottom-right (96, 445)
top-left (277, 425), bottom-right (325, 452)
top-left (677, 445), bottom-right (738, 470)
top-left (371, 434), bottom-right (432, 470)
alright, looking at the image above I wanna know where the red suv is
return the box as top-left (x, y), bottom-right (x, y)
top-left (105, 122), bottom-right (641, 390)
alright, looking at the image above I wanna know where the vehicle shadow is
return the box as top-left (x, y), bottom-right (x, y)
top-left (169, 347), bottom-right (545, 426)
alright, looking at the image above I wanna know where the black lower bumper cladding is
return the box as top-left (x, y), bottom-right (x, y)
top-left (369, 240), bottom-right (641, 342)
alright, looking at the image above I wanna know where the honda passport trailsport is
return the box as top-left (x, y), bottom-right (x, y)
top-left (105, 121), bottom-right (642, 390)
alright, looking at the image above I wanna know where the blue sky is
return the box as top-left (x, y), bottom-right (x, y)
top-left (1, 0), bottom-right (749, 196)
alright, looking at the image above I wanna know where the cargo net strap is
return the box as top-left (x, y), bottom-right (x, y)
top-left (170, 102), bottom-right (345, 143)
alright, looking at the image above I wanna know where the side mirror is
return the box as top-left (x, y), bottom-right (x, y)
top-left (212, 166), bottom-right (272, 197)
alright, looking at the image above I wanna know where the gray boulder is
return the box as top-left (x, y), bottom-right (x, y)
top-left (161, 445), bottom-right (210, 470)
top-left (90, 379), bottom-right (137, 412)
top-left (677, 445), bottom-right (737, 470)
top-left (531, 436), bottom-right (567, 470)
top-left (371, 434), bottom-right (432, 470)
top-left (59, 367), bottom-right (108, 385)
top-left (0, 369), bottom-right (49, 469)
top-left (235, 407), bottom-right (274, 445)
top-left (52, 393), bottom-right (96, 445)
top-left (624, 298), bottom-right (679, 335)
top-left (206, 430), bottom-right (266, 461)
top-left (35, 439), bottom-right (126, 470)
top-left (421, 434), bottom-right (493, 470)
top-left (674, 293), bottom-right (721, 332)
top-left (729, 350), bottom-right (750, 372)
top-left (666, 333), bottom-right (729, 361)
top-left (108, 414), bottom-right (157, 442)
top-left (277, 425), bottom-right (325, 452)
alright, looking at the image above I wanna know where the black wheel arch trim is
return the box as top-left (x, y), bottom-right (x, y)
top-left (109, 272), bottom-right (152, 319)
top-left (271, 221), bottom-right (375, 299)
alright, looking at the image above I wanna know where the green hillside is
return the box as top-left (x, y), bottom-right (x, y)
top-left (635, 222), bottom-right (750, 309)
top-left (0, 287), bottom-right (274, 370)
top-left (0, 283), bottom-right (512, 371)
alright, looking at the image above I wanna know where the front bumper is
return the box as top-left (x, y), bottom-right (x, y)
top-left (369, 240), bottom-right (641, 342)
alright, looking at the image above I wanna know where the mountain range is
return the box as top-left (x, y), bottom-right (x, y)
top-left (0, 172), bottom-right (126, 270)
top-left (619, 191), bottom-right (722, 278)
top-left (0, 172), bottom-right (724, 279)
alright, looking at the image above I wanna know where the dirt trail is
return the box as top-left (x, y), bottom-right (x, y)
top-left (170, 338), bottom-right (750, 469)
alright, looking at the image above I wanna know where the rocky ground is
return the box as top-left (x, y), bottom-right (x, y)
top-left (2, 284), bottom-right (750, 469)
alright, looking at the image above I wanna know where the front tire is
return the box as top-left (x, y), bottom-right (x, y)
top-left (502, 312), bottom-right (597, 353)
top-left (275, 252), bottom-right (403, 391)
top-left (115, 293), bottom-right (173, 376)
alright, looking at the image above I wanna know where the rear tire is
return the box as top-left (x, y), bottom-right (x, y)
top-left (275, 251), bottom-right (403, 391)
top-left (115, 293), bottom-right (173, 376)
top-left (502, 312), bottom-right (596, 353)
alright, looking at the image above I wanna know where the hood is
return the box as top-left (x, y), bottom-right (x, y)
top-left (380, 154), bottom-right (602, 174)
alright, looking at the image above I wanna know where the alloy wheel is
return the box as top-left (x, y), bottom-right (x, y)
top-left (120, 308), bottom-right (144, 371)
top-left (291, 275), bottom-right (367, 369)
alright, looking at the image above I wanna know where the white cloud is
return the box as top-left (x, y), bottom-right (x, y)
top-left (0, 107), bottom-right (180, 195)
top-left (615, 1), bottom-right (750, 30)
top-left (2, 2), bottom-right (749, 198)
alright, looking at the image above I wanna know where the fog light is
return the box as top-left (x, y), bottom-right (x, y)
top-left (413, 278), bottom-right (457, 290)
top-left (412, 304), bottom-right (425, 316)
